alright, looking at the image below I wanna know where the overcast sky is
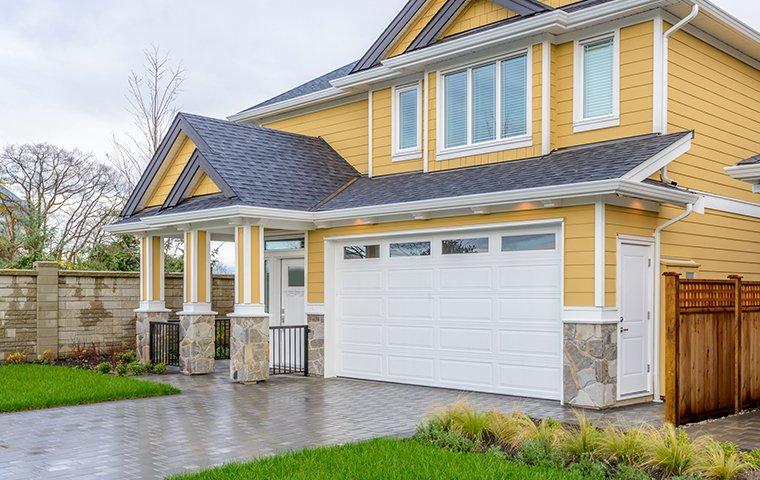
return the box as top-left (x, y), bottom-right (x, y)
top-left (1, 0), bottom-right (757, 162)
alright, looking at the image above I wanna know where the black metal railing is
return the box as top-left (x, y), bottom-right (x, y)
top-left (269, 325), bottom-right (309, 376)
top-left (149, 321), bottom-right (180, 367)
top-left (215, 318), bottom-right (231, 360)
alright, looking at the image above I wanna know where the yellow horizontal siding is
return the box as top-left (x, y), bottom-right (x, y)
top-left (190, 173), bottom-right (221, 197)
top-left (666, 28), bottom-right (760, 202)
top-left (441, 0), bottom-right (516, 38)
top-left (553, 21), bottom-right (654, 149)
top-left (146, 137), bottom-right (196, 207)
top-left (307, 205), bottom-right (595, 306)
top-left (264, 100), bottom-right (369, 174)
top-left (371, 87), bottom-right (424, 176)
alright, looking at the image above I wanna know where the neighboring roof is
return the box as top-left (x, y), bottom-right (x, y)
top-left (317, 132), bottom-right (692, 211)
top-left (121, 113), bottom-right (360, 219)
top-left (236, 61), bottom-right (358, 116)
top-left (738, 154), bottom-right (760, 165)
top-left (0, 186), bottom-right (22, 206)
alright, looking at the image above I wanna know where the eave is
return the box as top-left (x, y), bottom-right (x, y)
top-left (725, 163), bottom-right (760, 193)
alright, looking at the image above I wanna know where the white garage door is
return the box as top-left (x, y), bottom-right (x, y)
top-left (334, 224), bottom-right (562, 400)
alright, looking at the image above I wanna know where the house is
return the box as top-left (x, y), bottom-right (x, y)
top-left (0, 185), bottom-right (22, 238)
top-left (105, 0), bottom-right (760, 409)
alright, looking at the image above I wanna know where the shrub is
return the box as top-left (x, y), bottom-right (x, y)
top-left (143, 361), bottom-right (154, 373)
top-left (115, 362), bottom-right (127, 376)
top-left (516, 437), bottom-right (565, 469)
top-left (152, 362), bottom-right (167, 374)
top-left (613, 464), bottom-right (652, 480)
top-left (562, 414), bottom-right (604, 461)
top-left (127, 361), bottom-right (146, 376)
top-left (645, 424), bottom-right (695, 477)
top-left (120, 350), bottom-right (137, 364)
top-left (6, 352), bottom-right (25, 364)
top-left (568, 454), bottom-right (608, 480)
top-left (510, 415), bottom-right (565, 452)
top-left (40, 349), bottom-right (56, 365)
top-left (601, 426), bottom-right (649, 467)
top-left (447, 402), bottom-right (491, 443)
top-left (95, 362), bottom-right (112, 374)
top-left (742, 449), bottom-right (760, 470)
top-left (690, 437), bottom-right (750, 480)
top-left (414, 419), bottom-right (478, 452)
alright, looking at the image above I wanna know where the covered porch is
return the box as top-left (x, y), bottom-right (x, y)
top-left (133, 221), bottom-right (321, 383)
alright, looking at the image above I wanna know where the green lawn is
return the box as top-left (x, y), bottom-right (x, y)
top-left (168, 438), bottom-right (586, 480)
top-left (0, 364), bottom-right (179, 413)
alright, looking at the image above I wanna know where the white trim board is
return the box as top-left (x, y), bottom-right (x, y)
top-left (562, 306), bottom-right (619, 324)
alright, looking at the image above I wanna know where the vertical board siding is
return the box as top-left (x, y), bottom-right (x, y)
top-left (667, 28), bottom-right (760, 202)
top-left (264, 99), bottom-right (369, 174)
top-left (307, 205), bottom-right (594, 306)
top-left (146, 137), bottom-right (196, 207)
top-left (190, 173), bottom-right (221, 197)
top-left (388, 0), bottom-right (448, 58)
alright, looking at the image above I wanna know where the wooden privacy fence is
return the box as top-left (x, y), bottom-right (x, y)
top-left (665, 273), bottom-right (760, 426)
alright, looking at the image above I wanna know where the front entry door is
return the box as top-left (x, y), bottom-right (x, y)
top-left (280, 258), bottom-right (305, 326)
top-left (618, 240), bottom-right (653, 398)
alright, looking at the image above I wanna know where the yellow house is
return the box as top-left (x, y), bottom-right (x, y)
top-left (106, 0), bottom-right (760, 409)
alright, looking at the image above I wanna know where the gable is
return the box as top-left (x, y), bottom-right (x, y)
top-left (388, 0), bottom-right (448, 58)
top-left (146, 136), bottom-right (196, 207)
top-left (190, 173), bottom-right (221, 197)
top-left (440, 0), bottom-right (516, 39)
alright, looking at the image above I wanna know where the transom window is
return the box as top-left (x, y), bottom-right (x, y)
top-left (390, 241), bottom-right (431, 257)
top-left (442, 237), bottom-right (489, 255)
top-left (343, 245), bottom-right (380, 260)
top-left (393, 83), bottom-right (421, 159)
top-left (501, 233), bottom-right (556, 252)
top-left (442, 52), bottom-right (529, 152)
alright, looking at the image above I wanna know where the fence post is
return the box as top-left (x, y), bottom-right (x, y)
top-left (729, 275), bottom-right (743, 414)
top-left (663, 272), bottom-right (681, 426)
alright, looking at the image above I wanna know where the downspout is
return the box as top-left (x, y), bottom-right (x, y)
top-left (652, 202), bottom-right (695, 402)
top-left (659, 4), bottom-right (699, 186)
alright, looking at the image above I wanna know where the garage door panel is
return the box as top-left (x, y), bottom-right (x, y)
top-left (497, 364), bottom-right (561, 397)
top-left (497, 264), bottom-right (560, 290)
top-left (341, 352), bottom-right (383, 377)
top-left (498, 298), bottom-right (561, 322)
top-left (440, 359), bottom-right (493, 387)
top-left (340, 297), bottom-right (383, 318)
top-left (387, 297), bottom-right (434, 319)
top-left (439, 267), bottom-right (492, 289)
top-left (387, 355), bottom-right (435, 381)
top-left (439, 298), bottom-right (493, 321)
top-left (497, 330), bottom-right (561, 357)
top-left (387, 325), bottom-right (435, 349)
top-left (341, 324), bottom-right (383, 346)
top-left (439, 327), bottom-right (493, 353)
top-left (388, 269), bottom-right (434, 290)
top-left (339, 270), bottom-right (383, 290)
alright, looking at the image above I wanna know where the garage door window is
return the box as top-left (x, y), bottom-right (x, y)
top-left (390, 241), bottom-right (431, 257)
top-left (343, 245), bottom-right (380, 260)
top-left (501, 233), bottom-right (556, 251)
top-left (442, 237), bottom-right (489, 254)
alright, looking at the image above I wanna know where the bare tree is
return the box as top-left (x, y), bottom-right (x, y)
top-left (108, 45), bottom-right (186, 195)
top-left (0, 144), bottom-right (122, 263)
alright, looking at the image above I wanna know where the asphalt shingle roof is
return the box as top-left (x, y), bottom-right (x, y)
top-left (317, 132), bottom-right (692, 211)
top-left (180, 113), bottom-right (360, 211)
top-left (739, 154), bottom-right (760, 165)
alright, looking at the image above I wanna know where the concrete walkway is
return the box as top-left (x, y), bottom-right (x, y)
top-left (0, 362), bottom-right (752, 479)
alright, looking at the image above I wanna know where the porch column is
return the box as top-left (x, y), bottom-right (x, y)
top-left (134, 234), bottom-right (169, 363)
top-left (229, 225), bottom-right (269, 383)
top-left (178, 229), bottom-right (216, 375)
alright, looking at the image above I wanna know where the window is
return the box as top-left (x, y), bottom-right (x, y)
top-left (574, 32), bottom-right (619, 132)
top-left (393, 83), bottom-right (421, 160)
top-left (287, 266), bottom-right (305, 287)
top-left (501, 233), bottom-right (556, 252)
top-left (440, 51), bottom-right (530, 159)
top-left (343, 245), bottom-right (380, 260)
top-left (390, 241), bottom-right (431, 257)
top-left (442, 237), bottom-right (489, 255)
top-left (265, 239), bottom-right (304, 250)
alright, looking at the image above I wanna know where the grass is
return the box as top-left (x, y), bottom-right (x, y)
top-left (0, 363), bottom-right (179, 413)
top-left (167, 438), bottom-right (589, 480)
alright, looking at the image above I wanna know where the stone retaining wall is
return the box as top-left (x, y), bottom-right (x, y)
top-left (0, 262), bottom-right (235, 360)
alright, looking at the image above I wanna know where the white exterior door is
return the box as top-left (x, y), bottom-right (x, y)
top-left (333, 225), bottom-right (562, 400)
top-left (281, 258), bottom-right (305, 326)
top-left (618, 240), bottom-right (653, 398)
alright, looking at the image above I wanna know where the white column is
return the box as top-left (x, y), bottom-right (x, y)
top-left (180, 229), bottom-right (214, 314)
top-left (136, 234), bottom-right (167, 312)
top-left (233, 225), bottom-right (266, 316)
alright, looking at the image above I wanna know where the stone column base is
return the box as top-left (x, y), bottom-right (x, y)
top-left (178, 313), bottom-right (215, 375)
top-left (230, 315), bottom-right (269, 383)
top-left (307, 314), bottom-right (324, 377)
top-left (563, 323), bottom-right (617, 409)
top-left (135, 310), bottom-right (170, 363)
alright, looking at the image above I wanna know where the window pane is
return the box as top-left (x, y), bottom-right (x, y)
top-left (343, 245), bottom-right (380, 259)
top-left (471, 63), bottom-right (496, 143)
top-left (501, 233), bottom-right (556, 251)
top-left (444, 70), bottom-right (468, 148)
top-left (442, 237), bottom-right (489, 254)
top-left (265, 239), bottom-right (304, 250)
top-left (501, 54), bottom-right (528, 137)
top-left (398, 88), bottom-right (418, 150)
top-left (287, 266), bottom-right (305, 287)
top-left (583, 38), bottom-right (614, 118)
top-left (390, 241), bottom-right (431, 257)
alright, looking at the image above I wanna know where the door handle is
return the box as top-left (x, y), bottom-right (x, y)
top-left (620, 326), bottom-right (629, 333)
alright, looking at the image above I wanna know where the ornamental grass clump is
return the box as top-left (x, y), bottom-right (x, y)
top-left (690, 438), bottom-right (750, 480)
top-left (561, 414), bottom-right (604, 461)
top-left (600, 426), bottom-right (649, 468)
top-left (645, 423), bottom-right (695, 477)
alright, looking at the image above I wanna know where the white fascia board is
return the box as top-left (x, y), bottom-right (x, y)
top-left (691, 0), bottom-right (760, 45)
top-left (105, 179), bottom-right (699, 234)
top-left (227, 87), bottom-right (353, 123)
top-left (623, 132), bottom-right (693, 182)
top-left (725, 163), bottom-right (760, 183)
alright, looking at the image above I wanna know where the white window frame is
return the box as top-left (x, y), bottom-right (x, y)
top-left (391, 81), bottom-right (422, 162)
top-left (573, 30), bottom-right (620, 133)
top-left (436, 48), bottom-right (533, 162)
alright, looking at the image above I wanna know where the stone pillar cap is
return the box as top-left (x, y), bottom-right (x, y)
top-left (34, 261), bottom-right (59, 268)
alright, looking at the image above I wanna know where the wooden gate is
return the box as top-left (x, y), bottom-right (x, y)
top-left (665, 273), bottom-right (760, 426)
